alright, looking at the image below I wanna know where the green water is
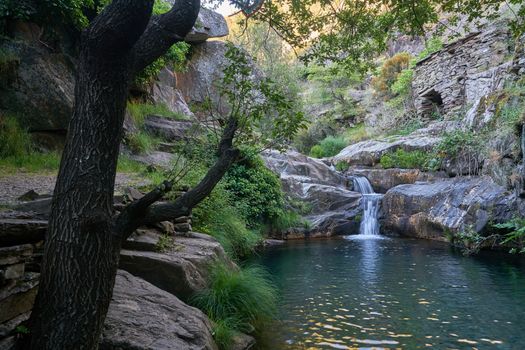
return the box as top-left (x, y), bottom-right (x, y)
top-left (258, 236), bottom-right (525, 350)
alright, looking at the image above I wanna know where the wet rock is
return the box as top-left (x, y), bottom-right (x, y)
top-left (120, 232), bottom-right (230, 300)
top-left (382, 177), bottom-right (516, 240)
top-left (101, 270), bottom-right (217, 350)
top-left (348, 167), bottom-right (447, 193)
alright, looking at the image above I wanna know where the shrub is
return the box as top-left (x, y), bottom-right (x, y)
top-left (193, 183), bottom-right (262, 260)
top-left (127, 102), bottom-right (185, 127)
top-left (436, 130), bottom-right (485, 175)
top-left (0, 115), bottom-right (31, 158)
top-left (371, 52), bottom-right (411, 96)
top-left (380, 149), bottom-right (435, 170)
top-left (225, 153), bottom-right (285, 227)
top-left (191, 262), bottom-right (278, 349)
top-left (493, 217), bottom-right (525, 254)
top-left (125, 131), bottom-right (159, 154)
top-left (135, 41), bottom-right (190, 85)
top-left (309, 136), bottom-right (347, 158)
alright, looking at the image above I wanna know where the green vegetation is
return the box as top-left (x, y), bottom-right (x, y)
top-left (127, 102), bottom-right (186, 127)
top-left (380, 149), bottom-right (436, 170)
top-left (124, 131), bottom-right (160, 155)
top-left (436, 130), bottom-right (485, 175)
top-left (134, 41), bottom-right (190, 86)
top-left (371, 52), bottom-right (411, 97)
top-left (494, 217), bottom-right (525, 254)
top-left (191, 262), bottom-right (277, 350)
top-left (225, 152), bottom-right (285, 227)
top-left (343, 123), bottom-right (369, 144)
top-left (309, 136), bottom-right (347, 158)
top-left (155, 234), bottom-right (175, 253)
top-left (0, 115), bottom-right (61, 174)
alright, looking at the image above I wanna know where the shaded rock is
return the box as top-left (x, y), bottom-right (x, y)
top-left (101, 270), bottom-right (217, 350)
top-left (0, 336), bottom-right (16, 350)
top-left (332, 135), bottom-right (440, 167)
top-left (0, 38), bottom-right (74, 131)
top-left (151, 68), bottom-right (195, 118)
top-left (176, 41), bottom-right (229, 112)
top-left (16, 191), bottom-right (39, 202)
top-left (231, 333), bottom-right (256, 350)
top-left (14, 198), bottom-right (52, 220)
top-left (185, 8), bottom-right (229, 43)
top-left (120, 232), bottom-right (230, 300)
top-left (0, 312), bottom-right (30, 338)
top-left (382, 177), bottom-right (516, 240)
top-left (0, 220), bottom-right (46, 247)
top-left (144, 116), bottom-right (198, 141)
top-left (130, 151), bottom-right (176, 169)
top-left (0, 273), bottom-right (39, 324)
top-left (348, 167), bottom-right (447, 193)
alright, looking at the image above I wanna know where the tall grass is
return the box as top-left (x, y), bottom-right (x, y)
top-left (127, 102), bottom-right (186, 127)
top-left (191, 262), bottom-right (278, 350)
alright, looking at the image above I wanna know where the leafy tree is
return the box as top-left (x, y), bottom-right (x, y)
top-left (22, 2), bottom-right (304, 349)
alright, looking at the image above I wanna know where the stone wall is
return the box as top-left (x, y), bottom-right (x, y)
top-left (412, 22), bottom-right (515, 118)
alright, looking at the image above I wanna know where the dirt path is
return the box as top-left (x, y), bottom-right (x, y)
top-left (0, 172), bottom-right (149, 206)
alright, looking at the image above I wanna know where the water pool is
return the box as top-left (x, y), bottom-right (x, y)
top-left (258, 237), bottom-right (525, 349)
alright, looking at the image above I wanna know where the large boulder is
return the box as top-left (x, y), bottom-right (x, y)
top-left (185, 8), bottom-right (229, 43)
top-left (151, 68), bottom-right (195, 118)
top-left (262, 150), bottom-right (362, 237)
top-left (332, 135), bottom-right (440, 167)
top-left (101, 270), bottom-right (217, 350)
top-left (382, 177), bottom-right (516, 240)
top-left (143, 116), bottom-right (199, 141)
top-left (120, 231), bottom-right (231, 301)
top-left (0, 37), bottom-right (74, 132)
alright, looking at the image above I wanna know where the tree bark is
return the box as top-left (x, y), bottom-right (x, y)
top-left (26, 1), bottom-right (200, 349)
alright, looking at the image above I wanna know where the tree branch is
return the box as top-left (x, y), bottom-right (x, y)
top-left (132, 0), bottom-right (201, 75)
top-left (114, 181), bottom-right (173, 238)
top-left (119, 117), bottom-right (240, 239)
top-left (87, 0), bottom-right (154, 58)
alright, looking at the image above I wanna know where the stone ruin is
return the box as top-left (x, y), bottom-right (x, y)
top-left (412, 22), bottom-right (516, 120)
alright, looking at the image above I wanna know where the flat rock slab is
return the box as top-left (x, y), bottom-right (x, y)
top-left (101, 270), bottom-right (217, 350)
top-left (332, 135), bottom-right (440, 166)
top-left (120, 232), bottom-right (230, 301)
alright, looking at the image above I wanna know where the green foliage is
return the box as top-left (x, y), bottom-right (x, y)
top-left (371, 52), bottom-right (411, 96)
top-left (451, 225), bottom-right (488, 256)
top-left (436, 130), bottom-right (485, 175)
top-left (0, 114), bottom-right (32, 158)
top-left (267, 210), bottom-right (308, 232)
top-left (343, 123), bottom-right (369, 144)
top-left (309, 136), bottom-right (347, 158)
top-left (125, 131), bottom-right (159, 154)
top-left (193, 181), bottom-right (262, 260)
top-left (380, 149), bottom-right (436, 170)
top-left (415, 37), bottom-right (444, 62)
top-left (390, 68), bottom-right (413, 97)
top-left (225, 152), bottom-right (285, 227)
top-left (191, 262), bottom-right (277, 349)
top-left (155, 234), bottom-right (175, 252)
top-left (0, 151), bottom-right (61, 174)
top-left (127, 102), bottom-right (183, 127)
top-left (335, 161), bottom-right (350, 172)
top-left (135, 41), bottom-right (190, 86)
top-left (494, 217), bottom-right (525, 254)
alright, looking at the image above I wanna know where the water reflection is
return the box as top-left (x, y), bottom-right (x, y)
top-left (257, 238), bottom-right (525, 350)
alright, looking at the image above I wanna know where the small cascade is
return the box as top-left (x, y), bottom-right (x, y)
top-left (352, 176), bottom-right (382, 236)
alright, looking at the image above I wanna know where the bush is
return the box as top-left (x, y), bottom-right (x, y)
top-left (309, 136), bottom-right (347, 158)
top-left (380, 149), bottom-right (435, 170)
top-left (191, 262), bottom-right (277, 350)
top-left (225, 153), bottom-right (285, 227)
top-left (125, 131), bottom-right (159, 154)
top-left (0, 115), bottom-right (31, 158)
top-left (371, 52), bottom-right (411, 96)
top-left (493, 217), bottom-right (525, 254)
top-left (193, 182), bottom-right (262, 260)
top-left (436, 130), bottom-right (485, 175)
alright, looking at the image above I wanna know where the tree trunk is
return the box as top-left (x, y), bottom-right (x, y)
top-left (28, 31), bottom-right (132, 350)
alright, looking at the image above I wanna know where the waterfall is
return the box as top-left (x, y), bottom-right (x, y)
top-left (352, 176), bottom-right (381, 236)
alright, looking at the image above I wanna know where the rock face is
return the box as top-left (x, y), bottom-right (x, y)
top-left (143, 115), bottom-right (198, 141)
top-left (348, 167), bottom-right (447, 193)
top-left (120, 231), bottom-right (231, 301)
top-left (332, 135), bottom-right (440, 166)
top-left (413, 22), bottom-right (518, 121)
top-left (185, 7), bottom-right (229, 43)
top-left (151, 68), bottom-right (195, 118)
top-left (101, 270), bottom-right (217, 350)
top-left (382, 177), bottom-right (516, 240)
top-left (262, 150), bottom-right (362, 237)
top-left (0, 37), bottom-right (75, 132)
